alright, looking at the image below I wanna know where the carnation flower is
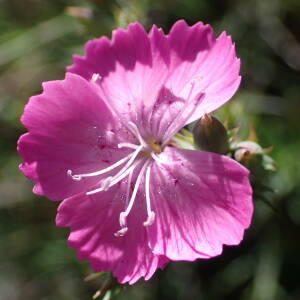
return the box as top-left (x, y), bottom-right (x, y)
top-left (18, 20), bottom-right (253, 284)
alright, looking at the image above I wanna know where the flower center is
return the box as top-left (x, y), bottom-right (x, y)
top-left (148, 137), bottom-right (162, 154)
top-left (67, 122), bottom-right (167, 237)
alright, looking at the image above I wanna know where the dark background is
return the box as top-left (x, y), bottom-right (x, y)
top-left (0, 0), bottom-right (300, 299)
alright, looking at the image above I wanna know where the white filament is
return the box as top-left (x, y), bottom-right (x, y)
top-left (86, 162), bottom-right (139, 195)
top-left (161, 77), bottom-right (204, 145)
top-left (104, 145), bottom-right (143, 186)
top-left (143, 164), bottom-right (155, 226)
top-left (125, 162), bottom-right (135, 205)
top-left (162, 93), bottom-right (204, 146)
top-left (122, 161), bottom-right (149, 218)
top-left (118, 142), bottom-right (140, 150)
top-left (109, 160), bottom-right (141, 188)
top-left (151, 152), bottom-right (167, 165)
top-left (114, 160), bottom-right (149, 236)
top-left (128, 122), bottom-right (148, 148)
top-left (67, 152), bottom-right (133, 180)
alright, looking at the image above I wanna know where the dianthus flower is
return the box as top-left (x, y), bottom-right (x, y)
top-left (18, 20), bottom-right (253, 284)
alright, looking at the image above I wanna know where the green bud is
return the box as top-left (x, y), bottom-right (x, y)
top-left (234, 141), bottom-right (263, 162)
top-left (192, 114), bottom-right (229, 154)
top-left (233, 141), bottom-right (276, 173)
top-left (233, 141), bottom-right (276, 200)
top-left (65, 6), bottom-right (92, 20)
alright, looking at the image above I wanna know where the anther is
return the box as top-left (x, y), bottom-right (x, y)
top-left (67, 170), bottom-right (82, 181)
top-left (119, 212), bottom-right (127, 227)
top-left (91, 73), bottom-right (101, 82)
top-left (143, 211), bottom-right (155, 226)
top-left (114, 227), bottom-right (128, 237)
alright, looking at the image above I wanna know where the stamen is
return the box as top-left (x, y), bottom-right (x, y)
top-left (86, 162), bottom-right (138, 195)
top-left (86, 187), bottom-right (103, 196)
top-left (104, 145), bottom-right (143, 185)
top-left (158, 76), bottom-right (204, 145)
top-left (119, 212), bottom-right (127, 227)
top-left (67, 153), bottom-right (132, 181)
top-left (117, 160), bottom-right (149, 230)
top-left (128, 122), bottom-right (148, 148)
top-left (67, 170), bottom-right (81, 181)
top-left (125, 162), bottom-right (135, 206)
top-left (162, 93), bottom-right (204, 146)
top-left (154, 80), bottom-right (196, 139)
top-left (68, 118), bottom-right (172, 236)
top-left (186, 80), bottom-right (196, 102)
top-left (114, 227), bottom-right (128, 237)
top-left (91, 73), bottom-right (101, 82)
top-left (68, 144), bottom-right (143, 182)
top-left (143, 211), bottom-right (155, 226)
top-left (143, 164), bottom-right (155, 226)
top-left (151, 152), bottom-right (170, 165)
top-left (118, 142), bottom-right (139, 150)
top-left (99, 176), bottom-right (112, 191)
top-left (108, 160), bottom-right (141, 188)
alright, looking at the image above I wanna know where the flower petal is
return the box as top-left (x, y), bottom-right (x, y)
top-left (18, 73), bottom-right (134, 200)
top-left (68, 21), bottom-right (240, 142)
top-left (147, 148), bottom-right (253, 260)
top-left (56, 185), bottom-right (169, 284)
top-left (160, 20), bottom-right (241, 139)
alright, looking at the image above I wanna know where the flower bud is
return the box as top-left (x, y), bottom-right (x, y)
top-left (234, 141), bottom-right (263, 162)
top-left (65, 6), bottom-right (92, 19)
top-left (193, 114), bottom-right (229, 154)
top-left (233, 141), bottom-right (276, 173)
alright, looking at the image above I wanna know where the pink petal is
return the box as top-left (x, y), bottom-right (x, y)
top-left (68, 21), bottom-right (240, 141)
top-left (147, 147), bottom-right (253, 260)
top-left (56, 184), bottom-right (169, 284)
top-left (18, 73), bottom-right (134, 200)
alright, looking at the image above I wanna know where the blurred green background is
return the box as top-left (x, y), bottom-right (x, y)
top-left (1, 0), bottom-right (300, 299)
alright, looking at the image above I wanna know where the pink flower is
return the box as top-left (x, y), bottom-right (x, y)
top-left (18, 20), bottom-right (253, 284)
